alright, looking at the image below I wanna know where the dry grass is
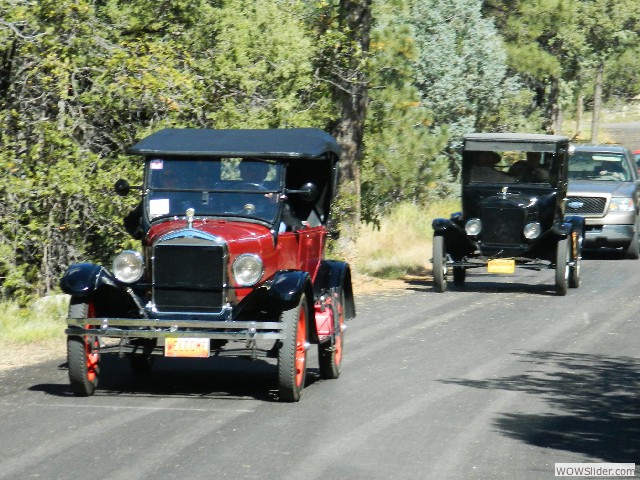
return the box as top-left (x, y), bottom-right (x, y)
top-left (349, 200), bottom-right (459, 279)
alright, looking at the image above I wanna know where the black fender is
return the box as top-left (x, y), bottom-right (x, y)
top-left (267, 270), bottom-right (316, 342)
top-left (60, 263), bottom-right (140, 317)
top-left (432, 217), bottom-right (453, 233)
top-left (552, 221), bottom-right (572, 237)
top-left (313, 260), bottom-right (356, 320)
top-left (60, 263), bottom-right (118, 297)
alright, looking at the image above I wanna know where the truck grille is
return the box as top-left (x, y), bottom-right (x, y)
top-left (565, 196), bottom-right (606, 216)
top-left (152, 237), bottom-right (226, 313)
top-left (481, 206), bottom-right (524, 245)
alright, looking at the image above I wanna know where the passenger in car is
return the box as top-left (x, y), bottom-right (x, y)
top-left (509, 152), bottom-right (550, 183)
top-left (470, 151), bottom-right (512, 182)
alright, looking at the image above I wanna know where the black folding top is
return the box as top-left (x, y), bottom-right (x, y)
top-left (128, 128), bottom-right (340, 159)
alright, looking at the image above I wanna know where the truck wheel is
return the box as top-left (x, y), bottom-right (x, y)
top-left (433, 235), bottom-right (448, 293)
top-left (555, 238), bottom-right (569, 296)
top-left (67, 300), bottom-right (100, 396)
top-left (278, 294), bottom-right (308, 402)
top-left (318, 289), bottom-right (345, 380)
top-left (453, 266), bottom-right (466, 287)
top-left (569, 231), bottom-right (582, 288)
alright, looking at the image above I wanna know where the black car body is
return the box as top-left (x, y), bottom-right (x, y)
top-left (59, 128), bottom-right (355, 402)
top-left (566, 144), bottom-right (640, 258)
top-left (432, 133), bottom-right (584, 295)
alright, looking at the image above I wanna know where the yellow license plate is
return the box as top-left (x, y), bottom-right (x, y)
top-left (165, 338), bottom-right (210, 358)
top-left (487, 259), bottom-right (515, 274)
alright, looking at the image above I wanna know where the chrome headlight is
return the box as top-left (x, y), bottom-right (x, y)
top-left (232, 254), bottom-right (264, 286)
top-left (523, 222), bottom-right (542, 239)
top-left (465, 218), bottom-right (482, 236)
top-left (112, 250), bottom-right (144, 283)
top-left (608, 197), bottom-right (635, 212)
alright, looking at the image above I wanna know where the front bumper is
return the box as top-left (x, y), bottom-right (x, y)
top-left (66, 317), bottom-right (285, 342)
top-left (583, 224), bottom-right (634, 248)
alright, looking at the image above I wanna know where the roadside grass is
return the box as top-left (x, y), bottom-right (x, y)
top-left (350, 199), bottom-right (459, 279)
top-left (0, 295), bottom-right (68, 346)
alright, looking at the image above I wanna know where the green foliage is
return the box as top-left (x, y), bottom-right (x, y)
top-left (411, 0), bottom-right (529, 137)
top-left (605, 46), bottom-right (640, 99)
top-left (0, 0), bottom-right (333, 302)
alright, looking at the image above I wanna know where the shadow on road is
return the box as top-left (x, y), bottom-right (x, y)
top-left (29, 355), bottom-right (323, 402)
top-left (441, 351), bottom-right (640, 463)
top-left (403, 278), bottom-right (560, 296)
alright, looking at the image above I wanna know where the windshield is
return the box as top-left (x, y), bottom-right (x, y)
top-left (144, 158), bottom-right (283, 223)
top-left (568, 152), bottom-right (632, 182)
top-left (464, 149), bottom-right (559, 186)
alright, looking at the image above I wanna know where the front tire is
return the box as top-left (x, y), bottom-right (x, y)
top-left (67, 299), bottom-right (100, 396)
top-left (318, 289), bottom-right (345, 380)
top-left (555, 237), bottom-right (569, 296)
top-left (278, 294), bottom-right (309, 402)
top-left (433, 235), bottom-right (448, 293)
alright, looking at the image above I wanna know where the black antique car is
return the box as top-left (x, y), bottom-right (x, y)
top-left (432, 133), bottom-right (584, 295)
top-left (60, 128), bottom-right (355, 402)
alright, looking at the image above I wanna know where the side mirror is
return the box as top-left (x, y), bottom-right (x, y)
top-left (114, 179), bottom-right (131, 196)
top-left (298, 182), bottom-right (318, 202)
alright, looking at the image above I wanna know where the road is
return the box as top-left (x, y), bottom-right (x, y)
top-left (0, 250), bottom-right (638, 480)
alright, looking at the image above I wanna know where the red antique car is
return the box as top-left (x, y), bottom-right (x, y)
top-left (60, 128), bottom-right (355, 402)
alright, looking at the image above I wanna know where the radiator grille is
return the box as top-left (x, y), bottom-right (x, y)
top-left (481, 206), bottom-right (525, 245)
top-left (565, 196), bottom-right (607, 216)
top-left (153, 239), bottom-right (225, 313)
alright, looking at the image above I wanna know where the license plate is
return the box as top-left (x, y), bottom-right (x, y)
top-left (165, 338), bottom-right (210, 358)
top-left (487, 259), bottom-right (515, 274)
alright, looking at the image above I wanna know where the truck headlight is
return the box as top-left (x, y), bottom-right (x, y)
top-left (608, 197), bottom-right (635, 212)
top-left (232, 254), bottom-right (263, 286)
top-left (112, 250), bottom-right (144, 283)
top-left (523, 222), bottom-right (542, 239)
top-left (465, 218), bottom-right (482, 236)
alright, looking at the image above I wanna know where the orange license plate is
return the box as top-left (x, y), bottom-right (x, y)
top-left (165, 338), bottom-right (210, 358)
top-left (487, 259), bottom-right (515, 274)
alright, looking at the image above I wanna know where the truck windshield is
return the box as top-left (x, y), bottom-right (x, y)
top-left (144, 158), bottom-right (283, 223)
top-left (568, 152), bottom-right (631, 182)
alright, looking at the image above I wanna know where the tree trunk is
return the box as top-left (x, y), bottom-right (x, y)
top-left (575, 94), bottom-right (584, 139)
top-left (331, 0), bottom-right (372, 233)
top-left (590, 62), bottom-right (604, 143)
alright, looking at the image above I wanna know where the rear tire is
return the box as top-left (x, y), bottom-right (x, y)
top-left (67, 299), bottom-right (100, 396)
top-left (278, 294), bottom-right (308, 402)
top-left (318, 290), bottom-right (345, 380)
top-left (555, 238), bottom-right (569, 296)
top-left (433, 235), bottom-right (448, 293)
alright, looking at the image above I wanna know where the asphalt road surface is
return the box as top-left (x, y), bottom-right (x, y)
top-left (1, 249), bottom-right (639, 480)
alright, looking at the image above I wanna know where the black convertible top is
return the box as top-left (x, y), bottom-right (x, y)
top-left (128, 128), bottom-right (340, 159)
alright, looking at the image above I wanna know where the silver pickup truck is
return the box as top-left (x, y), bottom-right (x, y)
top-left (566, 144), bottom-right (640, 259)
